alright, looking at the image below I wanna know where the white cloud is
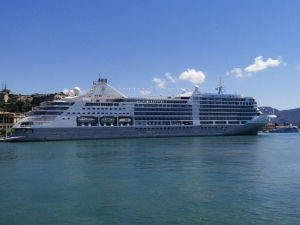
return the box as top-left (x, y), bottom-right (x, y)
top-left (152, 78), bottom-right (166, 89)
top-left (297, 64), bottom-right (300, 70)
top-left (244, 56), bottom-right (283, 73)
top-left (225, 68), bottom-right (251, 78)
top-left (179, 69), bottom-right (205, 84)
top-left (140, 90), bottom-right (151, 95)
top-left (165, 72), bottom-right (176, 83)
top-left (226, 56), bottom-right (284, 78)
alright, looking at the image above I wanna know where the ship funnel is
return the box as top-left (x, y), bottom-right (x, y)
top-left (194, 85), bottom-right (199, 92)
top-left (98, 78), bottom-right (107, 83)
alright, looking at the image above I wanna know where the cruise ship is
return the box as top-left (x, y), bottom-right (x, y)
top-left (6, 78), bottom-right (276, 142)
top-left (269, 124), bottom-right (299, 133)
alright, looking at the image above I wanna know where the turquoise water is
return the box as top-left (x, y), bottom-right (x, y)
top-left (1, 134), bottom-right (300, 224)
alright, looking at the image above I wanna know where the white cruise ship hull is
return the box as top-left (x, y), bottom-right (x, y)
top-left (6, 122), bottom-right (270, 142)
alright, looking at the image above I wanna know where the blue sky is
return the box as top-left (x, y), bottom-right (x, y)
top-left (1, 0), bottom-right (300, 110)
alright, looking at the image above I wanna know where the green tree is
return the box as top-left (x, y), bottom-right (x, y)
top-left (0, 128), bottom-right (6, 137)
top-left (4, 99), bottom-right (34, 113)
top-left (1, 128), bottom-right (12, 137)
top-left (22, 102), bottom-right (32, 112)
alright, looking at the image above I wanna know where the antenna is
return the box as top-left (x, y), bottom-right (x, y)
top-left (215, 77), bottom-right (226, 94)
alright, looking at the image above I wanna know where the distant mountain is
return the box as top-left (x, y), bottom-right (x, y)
top-left (259, 107), bottom-right (300, 126)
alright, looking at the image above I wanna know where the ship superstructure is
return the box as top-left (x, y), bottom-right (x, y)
top-left (6, 78), bottom-right (276, 141)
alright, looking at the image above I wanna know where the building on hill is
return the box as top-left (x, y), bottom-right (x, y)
top-left (261, 123), bottom-right (276, 132)
top-left (0, 111), bottom-right (23, 133)
top-left (31, 93), bottom-right (66, 106)
top-left (0, 91), bottom-right (9, 103)
top-left (1, 84), bottom-right (66, 107)
top-left (0, 86), bottom-right (14, 103)
top-left (15, 94), bottom-right (33, 103)
top-left (266, 123), bottom-right (276, 130)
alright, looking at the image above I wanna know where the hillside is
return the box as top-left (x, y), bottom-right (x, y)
top-left (259, 107), bottom-right (300, 126)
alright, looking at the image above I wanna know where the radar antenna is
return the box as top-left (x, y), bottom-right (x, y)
top-left (215, 78), bottom-right (226, 94)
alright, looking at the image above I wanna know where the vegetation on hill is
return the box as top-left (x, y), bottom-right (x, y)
top-left (0, 98), bottom-right (34, 113)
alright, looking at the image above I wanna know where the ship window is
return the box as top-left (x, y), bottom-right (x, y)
top-left (82, 108), bottom-right (85, 110)
top-left (67, 112), bottom-right (70, 114)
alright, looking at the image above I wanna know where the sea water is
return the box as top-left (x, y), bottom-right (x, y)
top-left (1, 133), bottom-right (300, 224)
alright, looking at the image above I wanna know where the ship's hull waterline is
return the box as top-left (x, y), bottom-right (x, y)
top-left (6, 123), bottom-right (267, 142)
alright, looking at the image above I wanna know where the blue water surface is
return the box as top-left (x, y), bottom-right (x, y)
top-left (1, 133), bottom-right (300, 224)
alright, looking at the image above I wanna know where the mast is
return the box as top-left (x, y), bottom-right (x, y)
top-left (215, 78), bottom-right (225, 94)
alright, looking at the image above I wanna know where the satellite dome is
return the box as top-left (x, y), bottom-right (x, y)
top-left (69, 90), bottom-right (74, 96)
top-left (73, 87), bottom-right (81, 96)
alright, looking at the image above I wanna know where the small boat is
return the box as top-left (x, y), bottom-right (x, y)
top-left (269, 124), bottom-right (299, 133)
